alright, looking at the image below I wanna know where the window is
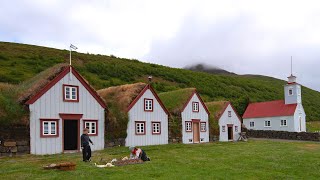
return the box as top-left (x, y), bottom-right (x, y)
top-left (235, 126), bottom-right (238, 132)
top-left (189, 139), bottom-right (193, 143)
top-left (200, 122), bottom-right (206, 132)
top-left (185, 121), bottom-right (192, 132)
top-left (40, 119), bottom-right (59, 137)
top-left (264, 120), bottom-right (271, 127)
top-left (84, 120), bottom-right (98, 135)
top-left (222, 126), bottom-right (226, 132)
top-left (281, 119), bottom-right (287, 126)
top-left (200, 138), bottom-right (204, 142)
top-left (152, 122), bottom-right (161, 134)
top-left (288, 88), bottom-right (293, 96)
top-left (63, 85), bottom-right (79, 102)
top-left (250, 122), bottom-right (255, 127)
top-left (228, 111), bottom-right (232, 117)
top-left (135, 121), bottom-right (145, 135)
top-left (192, 102), bottom-right (199, 112)
top-left (144, 99), bottom-right (153, 111)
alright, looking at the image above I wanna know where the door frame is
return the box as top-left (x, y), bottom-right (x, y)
top-left (227, 124), bottom-right (233, 141)
top-left (59, 113), bottom-right (83, 152)
top-left (192, 119), bottom-right (200, 143)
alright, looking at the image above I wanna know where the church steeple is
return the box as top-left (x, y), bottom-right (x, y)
top-left (284, 58), bottom-right (301, 105)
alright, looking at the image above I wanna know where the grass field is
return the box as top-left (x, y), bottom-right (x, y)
top-left (307, 121), bottom-right (320, 132)
top-left (1, 140), bottom-right (320, 179)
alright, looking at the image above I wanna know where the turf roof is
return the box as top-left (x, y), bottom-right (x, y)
top-left (205, 101), bottom-right (229, 122)
top-left (97, 82), bottom-right (147, 140)
top-left (17, 63), bottom-right (69, 104)
top-left (97, 82), bottom-right (147, 113)
top-left (158, 88), bottom-right (196, 114)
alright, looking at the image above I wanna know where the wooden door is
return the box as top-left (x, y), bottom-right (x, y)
top-left (193, 122), bottom-right (200, 143)
top-left (228, 127), bottom-right (233, 140)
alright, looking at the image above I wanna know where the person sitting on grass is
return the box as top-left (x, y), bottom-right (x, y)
top-left (81, 128), bottom-right (94, 162)
top-left (129, 146), bottom-right (151, 161)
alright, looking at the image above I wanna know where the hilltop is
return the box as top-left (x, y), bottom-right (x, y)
top-left (0, 41), bottom-right (320, 125)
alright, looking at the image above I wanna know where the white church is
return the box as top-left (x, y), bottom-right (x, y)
top-left (243, 74), bottom-right (306, 132)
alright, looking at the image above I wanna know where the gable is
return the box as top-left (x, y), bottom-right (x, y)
top-left (218, 103), bottom-right (242, 123)
top-left (25, 66), bottom-right (106, 109)
top-left (181, 91), bottom-right (210, 115)
top-left (127, 84), bottom-right (169, 115)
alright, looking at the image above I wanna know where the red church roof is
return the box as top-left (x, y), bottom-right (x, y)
top-left (243, 100), bottom-right (297, 119)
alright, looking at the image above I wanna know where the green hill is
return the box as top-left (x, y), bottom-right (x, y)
top-left (0, 41), bottom-right (320, 125)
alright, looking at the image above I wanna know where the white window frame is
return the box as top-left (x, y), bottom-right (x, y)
top-left (288, 88), bottom-right (293, 96)
top-left (43, 121), bottom-right (57, 135)
top-left (250, 121), bottom-right (255, 127)
top-left (135, 122), bottom-right (145, 135)
top-left (192, 102), bottom-right (199, 112)
top-left (228, 111), bottom-right (232, 117)
top-left (152, 122), bottom-right (161, 134)
top-left (64, 85), bottom-right (78, 101)
top-left (281, 119), bottom-right (287, 127)
top-left (264, 120), bottom-right (271, 127)
top-left (84, 121), bottom-right (97, 135)
top-left (144, 99), bottom-right (153, 111)
top-left (186, 121), bottom-right (192, 132)
top-left (222, 126), bottom-right (226, 132)
top-left (200, 122), bottom-right (206, 132)
top-left (235, 126), bottom-right (238, 132)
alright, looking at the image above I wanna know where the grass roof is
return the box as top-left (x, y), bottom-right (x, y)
top-left (17, 63), bottom-right (69, 104)
top-left (97, 82), bottom-right (147, 113)
top-left (158, 88), bottom-right (195, 114)
top-left (97, 82), bottom-right (147, 140)
top-left (205, 101), bottom-right (229, 122)
top-left (205, 101), bottom-right (229, 137)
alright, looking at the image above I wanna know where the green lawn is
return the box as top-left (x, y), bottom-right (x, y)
top-left (0, 140), bottom-right (320, 179)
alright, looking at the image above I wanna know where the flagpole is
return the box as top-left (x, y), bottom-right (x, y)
top-left (70, 44), bottom-right (72, 80)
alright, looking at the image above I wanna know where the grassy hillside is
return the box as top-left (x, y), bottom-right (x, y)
top-left (1, 41), bottom-right (320, 125)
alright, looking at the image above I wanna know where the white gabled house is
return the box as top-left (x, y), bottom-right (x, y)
top-left (159, 88), bottom-right (210, 144)
top-left (216, 102), bottom-right (242, 141)
top-left (181, 90), bottom-right (210, 144)
top-left (243, 74), bottom-right (306, 132)
top-left (98, 83), bottom-right (169, 147)
top-left (23, 64), bottom-right (107, 155)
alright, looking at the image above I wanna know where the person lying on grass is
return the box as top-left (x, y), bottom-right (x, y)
top-left (129, 146), bottom-right (151, 161)
top-left (81, 128), bottom-right (94, 162)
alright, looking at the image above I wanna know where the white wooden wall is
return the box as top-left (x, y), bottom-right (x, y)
top-left (243, 115), bottom-right (295, 132)
top-left (218, 104), bottom-right (241, 141)
top-left (29, 72), bottom-right (105, 155)
top-left (181, 94), bottom-right (209, 144)
top-left (126, 89), bottom-right (168, 146)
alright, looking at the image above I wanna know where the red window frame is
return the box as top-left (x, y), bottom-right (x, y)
top-left (192, 102), bottom-right (199, 112)
top-left (200, 122), bottom-right (207, 132)
top-left (83, 119), bottom-right (98, 136)
top-left (151, 121), bottom-right (161, 135)
top-left (63, 84), bottom-right (79, 102)
top-left (144, 98), bottom-right (153, 112)
top-left (40, 119), bottom-right (59, 138)
top-left (185, 121), bottom-right (192, 132)
top-left (135, 121), bottom-right (146, 135)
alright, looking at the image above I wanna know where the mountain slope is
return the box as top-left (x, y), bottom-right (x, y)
top-left (0, 41), bottom-right (319, 123)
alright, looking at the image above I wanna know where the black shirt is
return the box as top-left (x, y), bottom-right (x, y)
top-left (81, 134), bottom-right (92, 147)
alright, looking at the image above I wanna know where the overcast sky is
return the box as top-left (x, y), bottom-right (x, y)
top-left (1, 0), bottom-right (319, 91)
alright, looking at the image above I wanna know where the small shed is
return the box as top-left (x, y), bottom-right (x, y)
top-left (20, 64), bottom-right (107, 155)
top-left (206, 101), bottom-right (242, 142)
top-left (98, 83), bottom-right (169, 147)
top-left (159, 88), bottom-right (210, 144)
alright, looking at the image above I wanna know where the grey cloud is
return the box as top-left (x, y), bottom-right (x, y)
top-left (144, 13), bottom-right (320, 91)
